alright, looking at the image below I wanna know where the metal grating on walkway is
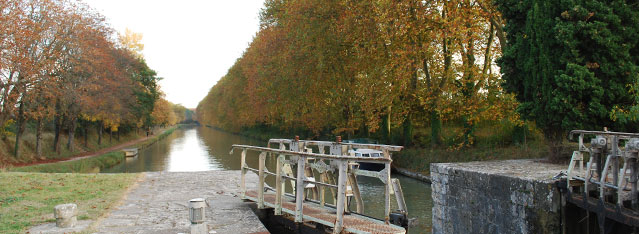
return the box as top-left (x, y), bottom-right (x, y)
top-left (245, 190), bottom-right (406, 234)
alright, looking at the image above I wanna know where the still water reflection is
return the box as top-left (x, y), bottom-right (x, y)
top-left (103, 126), bottom-right (432, 233)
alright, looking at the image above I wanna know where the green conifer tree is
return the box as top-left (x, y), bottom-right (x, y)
top-left (496, 0), bottom-right (639, 158)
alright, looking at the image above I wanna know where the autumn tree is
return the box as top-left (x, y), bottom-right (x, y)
top-left (197, 0), bottom-right (520, 148)
top-left (1, 0), bottom-right (164, 159)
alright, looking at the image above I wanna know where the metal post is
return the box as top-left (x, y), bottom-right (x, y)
top-left (240, 149), bottom-right (247, 199)
top-left (632, 159), bottom-right (639, 210)
top-left (276, 155), bottom-right (284, 215)
top-left (258, 152), bottom-right (266, 209)
top-left (295, 155), bottom-right (306, 222)
top-left (567, 151), bottom-right (583, 189)
top-left (320, 172), bottom-right (326, 207)
top-left (334, 160), bottom-right (347, 234)
top-left (348, 172), bottom-right (364, 213)
top-left (600, 155), bottom-right (612, 199)
top-left (618, 159), bottom-right (629, 205)
top-left (392, 178), bottom-right (407, 214)
top-left (585, 156), bottom-right (594, 196)
top-left (384, 162), bottom-right (391, 223)
top-left (612, 136), bottom-right (620, 186)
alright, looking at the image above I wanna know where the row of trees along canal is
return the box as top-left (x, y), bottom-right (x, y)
top-left (0, 0), bottom-right (192, 162)
top-left (196, 0), bottom-right (639, 160)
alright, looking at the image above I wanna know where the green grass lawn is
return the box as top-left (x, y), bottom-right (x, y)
top-left (0, 172), bottom-right (139, 234)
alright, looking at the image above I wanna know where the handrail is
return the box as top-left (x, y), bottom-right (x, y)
top-left (231, 144), bottom-right (393, 163)
top-left (267, 138), bottom-right (404, 151)
top-left (569, 130), bottom-right (639, 140)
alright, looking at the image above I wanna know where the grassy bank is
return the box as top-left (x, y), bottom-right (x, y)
top-left (9, 126), bottom-right (178, 173)
top-left (393, 143), bottom-right (549, 175)
top-left (1, 127), bottom-right (145, 166)
top-left (0, 172), bottom-right (139, 234)
top-left (10, 152), bottom-right (125, 173)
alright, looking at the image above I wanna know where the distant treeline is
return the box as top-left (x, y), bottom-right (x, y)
top-left (0, 0), bottom-right (185, 158)
top-left (199, 0), bottom-right (639, 155)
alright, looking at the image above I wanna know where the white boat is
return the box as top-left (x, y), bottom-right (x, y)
top-left (122, 148), bottom-right (138, 157)
top-left (350, 148), bottom-right (386, 171)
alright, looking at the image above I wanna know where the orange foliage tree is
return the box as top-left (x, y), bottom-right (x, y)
top-left (197, 0), bottom-right (518, 147)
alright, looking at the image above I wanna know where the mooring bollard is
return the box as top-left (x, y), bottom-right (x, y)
top-left (54, 203), bottom-right (78, 228)
top-left (189, 198), bottom-right (207, 234)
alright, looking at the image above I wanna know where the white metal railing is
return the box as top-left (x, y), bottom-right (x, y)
top-left (230, 141), bottom-right (404, 234)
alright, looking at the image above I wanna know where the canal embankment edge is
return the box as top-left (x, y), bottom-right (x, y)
top-left (10, 125), bottom-right (180, 173)
top-left (393, 167), bottom-right (431, 183)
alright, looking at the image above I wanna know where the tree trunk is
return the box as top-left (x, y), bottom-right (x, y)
top-left (53, 115), bottom-right (62, 153)
top-left (402, 113), bottom-right (413, 146)
top-left (423, 56), bottom-right (442, 147)
top-left (482, 22), bottom-right (495, 76)
top-left (97, 122), bottom-right (102, 145)
top-left (430, 110), bottom-right (442, 146)
top-left (109, 129), bottom-right (112, 143)
top-left (116, 131), bottom-right (120, 141)
top-left (67, 117), bottom-right (77, 151)
top-left (381, 106), bottom-right (392, 143)
top-left (13, 102), bottom-right (25, 157)
top-left (84, 126), bottom-right (88, 148)
top-left (36, 118), bottom-right (43, 157)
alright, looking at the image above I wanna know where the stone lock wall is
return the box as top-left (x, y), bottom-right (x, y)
top-left (430, 160), bottom-right (564, 234)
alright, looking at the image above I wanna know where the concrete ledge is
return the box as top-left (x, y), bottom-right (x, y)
top-left (431, 159), bottom-right (566, 234)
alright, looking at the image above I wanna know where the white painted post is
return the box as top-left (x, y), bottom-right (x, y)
top-left (618, 159), bottom-right (629, 205)
top-left (320, 172), bottom-right (326, 207)
top-left (276, 155), bottom-right (284, 215)
top-left (258, 152), bottom-right (266, 209)
top-left (334, 160), bottom-right (347, 234)
top-left (240, 149), bottom-right (247, 199)
top-left (391, 178), bottom-right (407, 213)
top-left (600, 155), bottom-right (612, 199)
top-left (348, 172), bottom-right (364, 213)
top-left (295, 155), bottom-right (306, 222)
top-left (384, 162), bottom-right (391, 224)
top-left (584, 156), bottom-right (594, 195)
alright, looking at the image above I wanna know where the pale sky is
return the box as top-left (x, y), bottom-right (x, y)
top-left (84, 0), bottom-right (266, 108)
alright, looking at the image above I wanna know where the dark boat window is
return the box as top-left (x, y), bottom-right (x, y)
top-left (363, 154), bottom-right (370, 157)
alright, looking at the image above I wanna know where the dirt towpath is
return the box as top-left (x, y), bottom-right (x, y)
top-left (12, 128), bottom-right (170, 168)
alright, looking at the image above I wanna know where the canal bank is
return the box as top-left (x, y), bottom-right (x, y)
top-left (10, 126), bottom-right (179, 173)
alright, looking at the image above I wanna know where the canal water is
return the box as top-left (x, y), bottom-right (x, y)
top-left (103, 125), bottom-right (432, 233)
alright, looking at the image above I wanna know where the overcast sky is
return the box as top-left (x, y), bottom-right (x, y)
top-left (84, 0), bottom-right (265, 108)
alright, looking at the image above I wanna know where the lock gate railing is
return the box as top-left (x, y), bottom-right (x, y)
top-left (230, 139), bottom-right (407, 234)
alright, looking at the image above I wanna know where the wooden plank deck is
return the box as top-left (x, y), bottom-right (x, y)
top-left (245, 190), bottom-right (406, 234)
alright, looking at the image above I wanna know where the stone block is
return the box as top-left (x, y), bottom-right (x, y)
top-left (54, 203), bottom-right (78, 228)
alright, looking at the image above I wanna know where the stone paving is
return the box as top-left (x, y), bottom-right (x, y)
top-left (29, 170), bottom-right (268, 234)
